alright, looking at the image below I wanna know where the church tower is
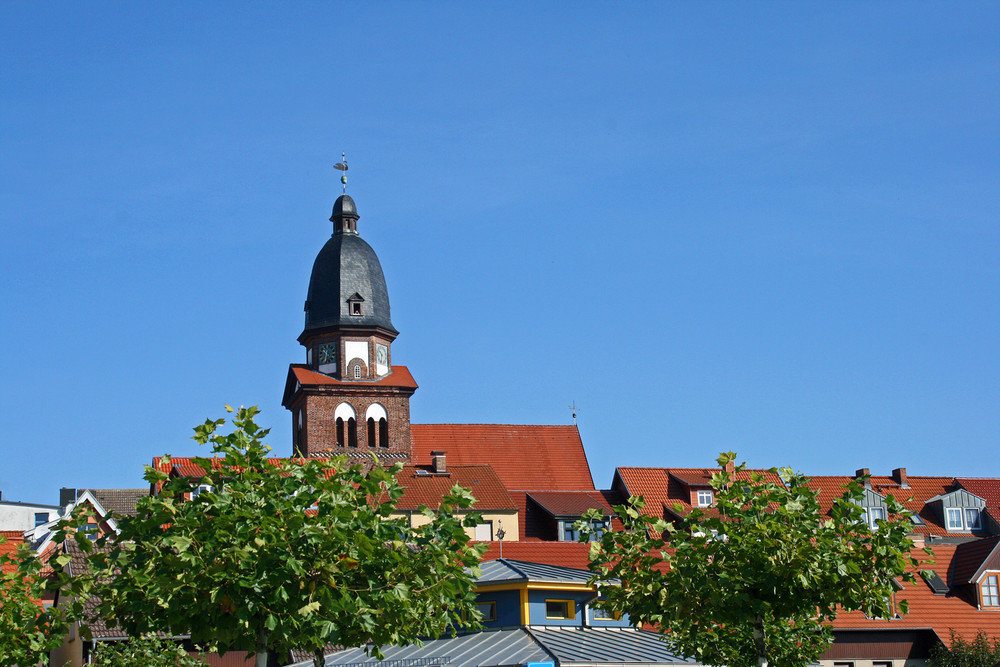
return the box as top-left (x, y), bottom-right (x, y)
top-left (282, 192), bottom-right (417, 460)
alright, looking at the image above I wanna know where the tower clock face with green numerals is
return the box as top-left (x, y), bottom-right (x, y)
top-left (318, 343), bottom-right (337, 365)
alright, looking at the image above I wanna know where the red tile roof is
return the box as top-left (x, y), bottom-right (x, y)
top-left (395, 465), bottom-right (517, 511)
top-left (411, 424), bottom-right (594, 492)
top-left (831, 544), bottom-right (1000, 647)
top-left (1, 531), bottom-right (25, 575)
top-left (951, 536), bottom-right (1000, 585)
top-left (956, 478), bottom-right (1000, 524)
top-left (614, 467), bottom-right (784, 519)
top-left (806, 476), bottom-right (958, 537)
top-left (289, 364), bottom-right (418, 389)
top-left (479, 540), bottom-right (593, 570)
top-left (526, 491), bottom-right (614, 517)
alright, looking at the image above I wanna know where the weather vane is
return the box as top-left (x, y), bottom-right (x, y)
top-left (333, 152), bottom-right (348, 193)
top-left (569, 401), bottom-right (577, 425)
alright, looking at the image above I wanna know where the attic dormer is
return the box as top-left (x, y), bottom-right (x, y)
top-left (926, 488), bottom-right (987, 533)
top-left (953, 537), bottom-right (1000, 609)
top-left (854, 487), bottom-right (890, 528)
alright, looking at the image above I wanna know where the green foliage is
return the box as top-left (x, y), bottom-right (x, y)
top-left (0, 538), bottom-right (62, 666)
top-left (88, 406), bottom-right (487, 667)
top-left (92, 634), bottom-right (208, 667)
top-left (929, 630), bottom-right (1000, 667)
top-left (581, 452), bottom-right (927, 667)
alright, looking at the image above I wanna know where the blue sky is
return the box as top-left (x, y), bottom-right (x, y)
top-left (1, 3), bottom-right (997, 504)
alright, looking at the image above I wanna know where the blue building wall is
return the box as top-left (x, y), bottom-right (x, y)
top-left (527, 590), bottom-right (589, 626)
top-left (476, 589), bottom-right (521, 628)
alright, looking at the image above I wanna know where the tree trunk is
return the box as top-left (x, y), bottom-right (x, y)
top-left (255, 626), bottom-right (269, 667)
top-left (313, 647), bottom-right (326, 667)
top-left (753, 614), bottom-right (768, 667)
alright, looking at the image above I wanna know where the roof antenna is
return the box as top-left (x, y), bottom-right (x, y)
top-left (333, 152), bottom-right (348, 193)
top-left (569, 401), bottom-right (577, 425)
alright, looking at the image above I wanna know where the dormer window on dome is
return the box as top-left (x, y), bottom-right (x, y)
top-left (348, 293), bottom-right (365, 317)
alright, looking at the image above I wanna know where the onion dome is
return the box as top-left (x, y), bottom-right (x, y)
top-left (300, 195), bottom-right (396, 340)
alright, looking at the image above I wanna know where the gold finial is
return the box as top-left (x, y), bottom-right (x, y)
top-left (333, 152), bottom-right (348, 193)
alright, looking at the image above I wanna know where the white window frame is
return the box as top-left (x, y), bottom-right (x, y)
top-left (696, 489), bottom-right (714, 507)
top-left (965, 508), bottom-right (982, 530)
top-left (946, 507), bottom-right (965, 530)
top-left (981, 575), bottom-right (999, 607)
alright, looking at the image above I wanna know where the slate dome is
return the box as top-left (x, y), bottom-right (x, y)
top-left (301, 195), bottom-right (396, 338)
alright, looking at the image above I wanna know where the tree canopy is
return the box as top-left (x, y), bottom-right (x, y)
top-left (581, 452), bottom-right (927, 667)
top-left (88, 406), bottom-right (487, 667)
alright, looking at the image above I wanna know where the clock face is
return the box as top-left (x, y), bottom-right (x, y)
top-left (318, 343), bottom-right (337, 365)
top-left (375, 344), bottom-right (388, 365)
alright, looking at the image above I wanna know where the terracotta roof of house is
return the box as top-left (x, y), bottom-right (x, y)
top-left (951, 536), bottom-right (1000, 585)
top-left (614, 467), bottom-right (784, 519)
top-left (410, 424), bottom-right (594, 491)
top-left (77, 489), bottom-right (147, 518)
top-left (289, 364), bottom-right (418, 389)
top-left (395, 465), bottom-right (516, 511)
top-left (831, 544), bottom-right (1000, 647)
top-left (956, 478), bottom-right (1000, 524)
top-left (479, 540), bottom-right (593, 570)
top-left (1, 531), bottom-right (25, 574)
top-left (525, 491), bottom-right (614, 518)
top-left (805, 476), bottom-right (960, 537)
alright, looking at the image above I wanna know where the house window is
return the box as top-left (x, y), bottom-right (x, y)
top-left (474, 522), bottom-right (493, 541)
top-left (81, 525), bottom-right (99, 541)
top-left (873, 663), bottom-right (893, 667)
top-left (696, 490), bottom-right (714, 507)
top-left (378, 418), bottom-right (388, 447)
top-left (561, 520), bottom-right (580, 542)
top-left (965, 508), bottom-right (982, 530)
top-left (367, 418), bottom-right (376, 448)
top-left (545, 599), bottom-right (575, 620)
top-left (946, 508), bottom-right (965, 530)
top-left (34, 512), bottom-right (49, 527)
top-left (191, 484), bottom-right (212, 499)
top-left (476, 601), bottom-right (497, 622)
top-left (833, 662), bottom-right (854, 667)
top-left (982, 575), bottom-right (999, 607)
top-left (353, 365), bottom-right (362, 379)
top-left (593, 604), bottom-right (620, 621)
top-left (866, 507), bottom-right (886, 528)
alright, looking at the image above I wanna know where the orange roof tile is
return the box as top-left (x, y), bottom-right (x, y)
top-left (956, 478), bottom-right (1000, 523)
top-left (615, 467), bottom-right (783, 519)
top-left (831, 544), bottom-right (1000, 647)
top-left (395, 465), bottom-right (517, 511)
top-left (806, 475), bottom-right (959, 537)
top-left (526, 491), bottom-right (614, 518)
top-left (479, 540), bottom-right (593, 570)
top-left (411, 424), bottom-right (594, 492)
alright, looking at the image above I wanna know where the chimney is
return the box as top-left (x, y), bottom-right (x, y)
top-left (854, 468), bottom-right (870, 479)
top-left (892, 467), bottom-right (909, 488)
top-left (724, 459), bottom-right (735, 474)
top-left (59, 487), bottom-right (78, 508)
top-left (431, 451), bottom-right (447, 474)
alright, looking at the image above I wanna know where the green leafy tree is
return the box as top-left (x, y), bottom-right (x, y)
top-left (91, 634), bottom-right (208, 667)
top-left (89, 406), bottom-right (486, 667)
top-left (929, 630), bottom-right (1000, 667)
top-left (582, 452), bottom-right (926, 667)
top-left (0, 538), bottom-right (61, 666)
